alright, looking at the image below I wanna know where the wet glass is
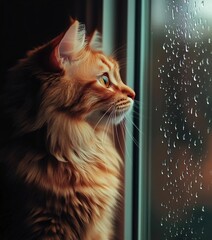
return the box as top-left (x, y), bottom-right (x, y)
top-left (150, 0), bottom-right (212, 239)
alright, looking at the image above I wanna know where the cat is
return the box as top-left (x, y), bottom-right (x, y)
top-left (0, 20), bottom-right (135, 240)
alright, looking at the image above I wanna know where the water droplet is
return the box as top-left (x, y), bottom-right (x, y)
top-left (206, 96), bottom-right (210, 104)
top-left (172, 9), bottom-right (175, 20)
top-left (206, 58), bottom-right (209, 65)
top-left (194, 95), bottom-right (198, 102)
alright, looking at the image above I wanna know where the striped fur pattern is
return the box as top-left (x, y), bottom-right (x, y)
top-left (0, 21), bottom-right (135, 240)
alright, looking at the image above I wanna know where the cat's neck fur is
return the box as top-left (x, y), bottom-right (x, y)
top-left (47, 112), bottom-right (121, 169)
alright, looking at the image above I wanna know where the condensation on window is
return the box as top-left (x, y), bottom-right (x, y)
top-left (151, 0), bottom-right (212, 239)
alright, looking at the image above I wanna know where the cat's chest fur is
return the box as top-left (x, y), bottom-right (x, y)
top-left (0, 124), bottom-right (122, 240)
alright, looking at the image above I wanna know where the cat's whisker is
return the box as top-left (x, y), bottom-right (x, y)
top-left (113, 113), bottom-right (126, 158)
top-left (133, 111), bottom-right (140, 119)
top-left (125, 123), bottom-right (140, 148)
top-left (133, 99), bottom-right (141, 103)
top-left (118, 62), bottom-right (127, 69)
top-left (133, 100), bottom-right (141, 108)
top-left (101, 110), bottom-right (114, 144)
top-left (111, 44), bottom-right (127, 58)
top-left (93, 105), bottom-right (113, 131)
top-left (125, 115), bottom-right (142, 135)
top-left (133, 106), bottom-right (141, 112)
top-left (132, 107), bottom-right (149, 121)
top-left (132, 102), bottom-right (149, 119)
top-left (132, 113), bottom-right (140, 119)
top-left (111, 121), bottom-right (116, 145)
top-left (120, 120), bottom-right (136, 164)
top-left (118, 120), bottom-right (130, 161)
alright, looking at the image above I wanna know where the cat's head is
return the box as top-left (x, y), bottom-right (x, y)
top-left (5, 20), bottom-right (135, 134)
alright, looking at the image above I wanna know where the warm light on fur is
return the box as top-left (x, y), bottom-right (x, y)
top-left (0, 20), bottom-right (135, 240)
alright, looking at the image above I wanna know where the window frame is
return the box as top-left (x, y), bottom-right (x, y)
top-left (103, 0), bottom-right (151, 239)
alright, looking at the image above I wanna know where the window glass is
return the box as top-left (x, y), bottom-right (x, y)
top-left (151, 0), bottom-right (212, 239)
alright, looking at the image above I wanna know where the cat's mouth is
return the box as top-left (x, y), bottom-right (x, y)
top-left (87, 98), bottom-right (133, 126)
top-left (103, 98), bottom-right (134, 124)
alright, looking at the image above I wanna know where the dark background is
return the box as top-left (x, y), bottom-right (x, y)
top-left (0, 0), bottom-right (103, 87)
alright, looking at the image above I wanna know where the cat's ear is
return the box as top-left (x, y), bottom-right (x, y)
top-left (89, 30), bottom-right (102, 51)
top-left (54, 20), bottom-right (86, 64)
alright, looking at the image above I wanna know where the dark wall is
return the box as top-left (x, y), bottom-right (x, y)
top-left (1, 0), bottom-right (102, 85)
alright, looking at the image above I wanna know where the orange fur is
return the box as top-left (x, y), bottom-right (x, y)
top-left (0, 20), bottom-right (135, 240)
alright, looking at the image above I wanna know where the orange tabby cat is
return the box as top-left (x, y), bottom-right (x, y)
top-left (0, 20), bottom-right (135, 240)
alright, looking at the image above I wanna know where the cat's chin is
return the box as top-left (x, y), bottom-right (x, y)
top-left (86, 110), bottom-right (125, 127)
top-left (110, 114), bottom-right (125, 125)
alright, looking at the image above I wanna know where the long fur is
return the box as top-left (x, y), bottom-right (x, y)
top-left (0, 20), bottom-right (135, 240)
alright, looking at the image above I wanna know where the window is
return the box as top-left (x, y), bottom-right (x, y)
top-left (151, 0), bottom-right (212, 239)
top-left (131, 0), bottom-right (212, 239)
top-left (111, 0), bottom-right (212, 239)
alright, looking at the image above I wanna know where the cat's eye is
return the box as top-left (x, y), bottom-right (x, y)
top-left (98, 73), bottom-right (110, 88)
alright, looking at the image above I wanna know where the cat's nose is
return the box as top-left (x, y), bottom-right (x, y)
top-left (127, 90), bottom-right (135, 100)
top-left (121, 85), bottom-right (135, 100)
